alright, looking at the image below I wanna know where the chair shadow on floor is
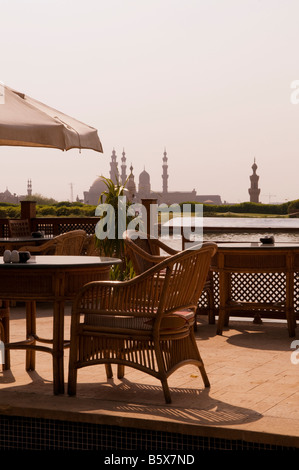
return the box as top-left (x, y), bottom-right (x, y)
top-left (0, 368), bottom-right (53, 387)
top-left (66, 376), bottom-right (262, 427)
top-left (0, 364), bottom-right (262, 429)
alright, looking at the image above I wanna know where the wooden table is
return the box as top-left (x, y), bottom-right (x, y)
top-left (211, 242), bottom-right (299, 337)
top-left (0, 236), bottom-right (52, 253)
top-left (0, 255), bottom-right (121, 394)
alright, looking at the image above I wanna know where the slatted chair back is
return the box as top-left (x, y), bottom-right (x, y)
top-left (94, 242), bottom-right (215, 327)
top-left (19, 229), bottom-right (87, 255)
top-left (123, 229), bottom-right (216, 327)
top-left (8, 219), bottom-right (31, 237)
top-left (54, 230), bottom-right (87, 255)
top-left (155, 243), bottom-right (217, 321)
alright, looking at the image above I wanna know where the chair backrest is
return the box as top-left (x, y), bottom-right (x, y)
top-left (8, 219), bottom-right (31, 237)
top-left (54, 230), bottom-right (87, 255)
top-left (123, 229), bottom-right (174, 274)
top-left (155, 243), bottom-right (217, 318)
top-left (103, 242), bottom-right (216, 318)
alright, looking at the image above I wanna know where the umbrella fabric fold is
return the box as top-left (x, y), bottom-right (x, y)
top-left (0, 85), bottom-right (103, 152)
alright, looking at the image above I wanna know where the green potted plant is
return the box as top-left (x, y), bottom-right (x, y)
top-left (95, 177), bottom-right (138, 280)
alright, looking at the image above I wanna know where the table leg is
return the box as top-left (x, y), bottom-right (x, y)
top-left (216, 271), bottom-right (230, 335)
top-left (26, 301), bottom-right (36, 371)
top-left (2, 301), bottom-right (10, 370)
top-left (286, 271), bottom-right (296, 337)
top-left (53, 300), bottom-right (65, 394)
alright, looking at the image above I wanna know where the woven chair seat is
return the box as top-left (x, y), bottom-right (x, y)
top-left (85, 310), bottom-right (194, 332)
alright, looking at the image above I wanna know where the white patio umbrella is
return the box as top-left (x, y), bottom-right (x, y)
top-left (0, 85), bottom-right (103, 152)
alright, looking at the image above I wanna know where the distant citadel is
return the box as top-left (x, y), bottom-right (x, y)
top-left (0, 179), bottom-right (32, 204)
top-left (0, 151), bottom-right (261, 205)
top-left (83, 149), bottom-right (222, 205)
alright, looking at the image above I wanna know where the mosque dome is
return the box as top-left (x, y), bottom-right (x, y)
top-left (138, 168), bottom-right (151, 196)
top-left (89, 176), bottom-right (107, 195)
top-left (139, 169), bottom-right (150, 184)
top-left (83, 176), bottom-right (107, 205)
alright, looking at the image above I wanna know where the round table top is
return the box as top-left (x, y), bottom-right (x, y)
top-left (0, 236), bottom-right (52, 242)
top-left (0, 255), bottom-right (122, 268)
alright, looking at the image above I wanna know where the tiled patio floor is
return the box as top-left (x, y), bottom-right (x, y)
top-left (1, 303), bottom-right (299, 450)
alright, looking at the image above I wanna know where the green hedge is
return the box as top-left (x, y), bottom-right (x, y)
top-left (0, 199), bottom-right (297, 219)
top-left (37, 204), bottom-right (97, 217)
top-left (0, 203), bottom-right (97, 218)
top-left (179, 201), bottom-right (290, 215)
top-left (288, 199), bottom-right (299, 214)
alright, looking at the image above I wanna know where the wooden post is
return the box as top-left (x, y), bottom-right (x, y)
top-left (20, 200), bottom-right (36, 231)
top-left (141, 198), bottom-right (158, 238)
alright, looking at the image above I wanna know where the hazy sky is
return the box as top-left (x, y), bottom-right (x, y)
top-left (1, 0), bottom-right (299, 204)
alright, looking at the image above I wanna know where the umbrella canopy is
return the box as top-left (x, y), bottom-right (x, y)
top-left (0, 85), bottom-right (103, 152)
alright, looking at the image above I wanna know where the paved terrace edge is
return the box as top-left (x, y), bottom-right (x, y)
top-left (0, 391), bottom-right (298, 449)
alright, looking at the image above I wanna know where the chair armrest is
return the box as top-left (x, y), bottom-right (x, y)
top-left (19, 239), bottom-right (57, 254)
top-left (150, 238), bottom-right (178, 255)
top-left (125, 241), bottom-right (168, 264)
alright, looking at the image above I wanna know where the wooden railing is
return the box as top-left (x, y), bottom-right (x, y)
top-left (0, 216), bottom-right (99, 237)
top-left (0, 201), bottom-right (100, 238)
top-left (2, 199), bottom-right (160, 239)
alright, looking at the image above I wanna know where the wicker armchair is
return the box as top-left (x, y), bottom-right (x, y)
top-left (67, 242), bottom-right (217, 403)
top-left (19, 229), bottom-right (87, 255)
top-left (123, 230), bottom-right (216, 326)
top-left (8, 219), bottom-right (31, 237)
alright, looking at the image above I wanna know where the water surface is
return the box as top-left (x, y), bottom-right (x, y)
top-left (162, 216), bottom-right (299, 246)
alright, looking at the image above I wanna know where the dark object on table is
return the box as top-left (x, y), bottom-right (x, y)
top-left (260, 236), bottom-right (275, 245)
top-left (18, 251), bottom-right (31, 262)
top-left (31, 231), bottom-right (43, 238)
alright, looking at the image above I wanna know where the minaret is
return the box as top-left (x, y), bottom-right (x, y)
top-left (248, 159), bottom-right (260, 203)
top-left (121, 149), bottom-right (127, 185)
top-left (27, 179), bottom-right (32, 196)
top-left (109, 149), bottom-right (119, 184)
top-left (162, 148), bottom-right (168, 193)
top-left (127, 163), bottom-right (136, 201)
